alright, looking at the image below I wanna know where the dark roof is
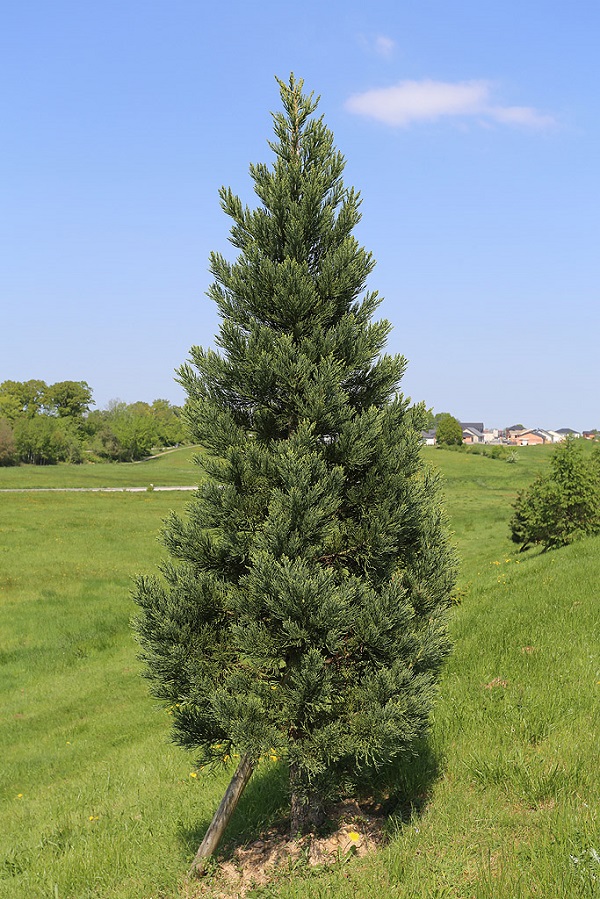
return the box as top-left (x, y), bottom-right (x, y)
top-left (461, 422), bottom-right (484, 432)
top-left (556, 427), bottom-right (578, 434)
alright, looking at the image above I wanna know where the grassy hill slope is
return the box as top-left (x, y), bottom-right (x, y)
top-left (1, 446), bottom-right (598, 897)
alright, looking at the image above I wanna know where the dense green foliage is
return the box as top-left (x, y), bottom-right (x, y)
top-left (0, 379), bottom-right (93, 421)
top-left (0, 380), bottom-right (186, 465)
top-left (133, 76), bottom-right (456, 828)
top-left (84, 400), bottom-right (186, 462)
top-left (435, 413), bottom-right (463, 446)
top-left (510, 437), bottom-right (600, 550)
top-left (0, 417), bottom-right (17, 464)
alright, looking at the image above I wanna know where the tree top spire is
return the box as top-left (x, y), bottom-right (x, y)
top-left (271, 73), bottom-right (320, 160)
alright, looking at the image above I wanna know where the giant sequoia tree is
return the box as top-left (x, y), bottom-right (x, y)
top-left (133, 76), bottom-right (456, 847)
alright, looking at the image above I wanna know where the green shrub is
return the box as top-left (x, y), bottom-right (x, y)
top-left (510, 438), bottom-right (600, 550)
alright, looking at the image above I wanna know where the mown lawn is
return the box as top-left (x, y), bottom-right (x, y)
top-left (1, 445), bottom-right (599, 898)
top-left (0, 446), bottom-right (201, 489)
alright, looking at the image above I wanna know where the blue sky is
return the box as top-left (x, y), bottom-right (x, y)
top-left (2, 0), bottom-right (598, 430)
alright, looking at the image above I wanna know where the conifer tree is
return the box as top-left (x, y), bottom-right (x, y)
top-left (510, 437), bottom-right (600, 550)
top-left (133, 75), bottom-right (456, 842)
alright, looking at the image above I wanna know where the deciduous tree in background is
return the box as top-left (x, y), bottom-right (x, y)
top-left (0, 379), bottom-right (47, 420)
top-left (435, 414), bottom-right (463, 446)
top-left (45, 380), bottom-right (94, 419)
top-left (0, 379), bottom-right (187, 464)
top-left (0, 418), bottom-right (16, 466)
top-left (133, 76), bottom-right (456, 855)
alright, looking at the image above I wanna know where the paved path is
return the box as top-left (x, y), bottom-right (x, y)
top-left (0, 486), bottom-right (197, 493)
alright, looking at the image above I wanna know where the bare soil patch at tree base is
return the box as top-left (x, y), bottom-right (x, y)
top-left (185, 799), bottom-right (388, 898)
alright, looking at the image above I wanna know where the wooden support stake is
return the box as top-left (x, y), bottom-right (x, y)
top-left (188, 752), bottom-right (255, 877)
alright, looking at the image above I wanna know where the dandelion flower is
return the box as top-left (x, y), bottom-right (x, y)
top-left (189, 772), bottom-right (197, 778)
top-left (17, 793), bottom-right (23, 799)
top-left (348, 831), bottom-right (360, 843)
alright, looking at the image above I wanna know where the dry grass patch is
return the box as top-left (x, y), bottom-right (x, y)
top-left (184, 798), bottom-right (387, 898)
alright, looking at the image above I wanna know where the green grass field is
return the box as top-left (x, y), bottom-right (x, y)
top-left (1, 444), bottom-right (599, 897)
top-left (0, 447), bottom-right (202, 489)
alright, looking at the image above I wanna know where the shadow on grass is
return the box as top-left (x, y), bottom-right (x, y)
top-left (178, 760), bottom-right (290, 861)
top-left (178, 738), bottom-right (441, 864)
top-left (377, 738), bottom-right (442, 826)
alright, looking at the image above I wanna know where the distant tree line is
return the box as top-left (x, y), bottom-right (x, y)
top-left (0, 379), bottom-right (188, 465)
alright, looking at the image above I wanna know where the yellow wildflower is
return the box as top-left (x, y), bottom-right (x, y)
top-left (348, 831), bottom-right (360, 843)
top-left (189, 772), bottom-right (197, 778)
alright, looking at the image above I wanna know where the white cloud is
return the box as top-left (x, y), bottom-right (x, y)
top-left (345, 79), bottom-right (555, 129)
top-left (487, 105), bottom-right (556, 128)
top-left (374, 35), bottom-right (395, 58)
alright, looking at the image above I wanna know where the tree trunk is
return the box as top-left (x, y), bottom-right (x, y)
top-left (289, 763), bottom-right (326, 834)
top-left (188, 753), bottom-right (254, 877)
